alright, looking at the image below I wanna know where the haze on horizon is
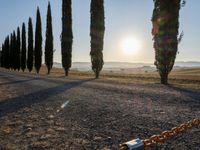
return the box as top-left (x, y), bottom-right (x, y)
top-left (0, 0), bottom-right (200, 63)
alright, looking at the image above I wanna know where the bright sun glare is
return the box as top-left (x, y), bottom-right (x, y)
top-left (121, 37), bottom-right (141, 55)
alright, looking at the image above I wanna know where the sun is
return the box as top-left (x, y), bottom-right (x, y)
top-left (121, 37), bottom-right (141, 55)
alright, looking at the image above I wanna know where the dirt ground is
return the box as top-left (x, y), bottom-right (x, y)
top-left (0, 68), bottom-right (200, 150)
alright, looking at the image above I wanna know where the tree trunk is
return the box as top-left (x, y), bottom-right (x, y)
top-left (47, 69), bottom-right (50, 75)
top-left (160, 73), bottom-right (168, 85)
top-left (36, 69), bottom-right (39, 74)
top-left (95, 70), bottom-right (99, 79)
top-left (65, 69), bottom-right (69, 76)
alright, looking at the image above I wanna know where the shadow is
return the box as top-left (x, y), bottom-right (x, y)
top-left (0, 78), bottom-right (94, 118)
top-left (168, 85), bottom-right (200, 102)
top-left (0, 78), bottom-right (40, 86)
top-left (0, 70), bottom-right (93, 86)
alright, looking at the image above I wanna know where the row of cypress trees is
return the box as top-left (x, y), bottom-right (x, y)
top-left (1, 26), bottom-right (26, 71)
top-left (61, 0), bottom-right (183, 83)
top-left (1, 2), bottom-right (53, 74)
top-left (1, 0), bottom-right (105, 78)
top-left (61, 0), bottom-right (105, 78)
top-left (61, 0), bottom-right (183, 84)
top-left (1, 0), bottom-right (184, 84)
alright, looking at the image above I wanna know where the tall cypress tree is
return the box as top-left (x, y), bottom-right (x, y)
top-left (61, 0), bottom-right (73, 76)
top-left (1, 42), bottom-right (5, 68)
top-left (27, 18), bottom-right (34, 72)
top-left (90, 0), bottom-right (105, 79)
top-left (16, 27), bottom-right (21, 71)
top-left (0, 44), bottom-right (2, 67)
top-left (1, 36), bottom-right (10, 68)
top-left (4, 36), bottom-right (10, 69)
top-left (0, 45), bottom-right (2, 67)
top-left (35, 7), bottom-right (42, 74)
top-left (1, 37), bottom-right (9, 68)
top-left (45, 2), bottom-right (54, 74)
top-left (12, 31), bottom-right (17, 70)
top-left (21, 23), bottom-right (26, 72)
top-left (10, 33), bottom-right (14, 70)
top-left (152, 0), bottom-right (184, 84)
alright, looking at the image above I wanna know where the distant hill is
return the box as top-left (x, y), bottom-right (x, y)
top-left (53, 61), bottom-right (200, 71)
top-left (175, 61), bottom-right (200, 67)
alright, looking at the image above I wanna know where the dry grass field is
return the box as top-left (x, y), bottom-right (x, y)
top-left (36, 66), bottom-right (200, 89)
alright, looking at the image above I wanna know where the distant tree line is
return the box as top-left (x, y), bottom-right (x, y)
top-left (0, 0), bottom-right (185, 84)
top-left (0, 2), bottom-right (54, 74)
top-left (0, 0), bottom-right (105, 79)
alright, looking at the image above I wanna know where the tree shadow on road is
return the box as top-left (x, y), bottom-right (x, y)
top-left (0, 78), bottom-right (94, 118)
top-left (0, 78), bottom-right (40, 86)
top-left (167, 85), bottom-right (200, 106)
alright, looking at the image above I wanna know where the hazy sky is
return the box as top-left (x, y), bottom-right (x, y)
top-left (0, 0), bottom-right (200, 63)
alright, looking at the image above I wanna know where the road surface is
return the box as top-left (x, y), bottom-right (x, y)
top-left (0, 69), bottom-right (200, 149)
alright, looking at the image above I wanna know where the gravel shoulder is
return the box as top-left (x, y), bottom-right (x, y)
top-left (0, 69), bottom-right (200, 150)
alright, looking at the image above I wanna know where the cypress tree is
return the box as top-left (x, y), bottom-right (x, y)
top-left (1, 37), bottom-right (9, 68)
top-left (45, 2), bottom-right (54, 74)
top-left (0, 45), bottom-right (2, 67)
top-left (35, 7), bottom-right (42, 74)
top-left (152, 0), bottom-right (185, 84)
top-left (90, 0), bottom-right (105, 79)
top-left (61, 0), bottom-right (73, 76)
top-left (4, 36), bottom-right (10, 69)
top-left (16, 27), bottom-right (21, 71)
top-left (12, 31), bottom-right (17, 70)
top-left (1, 43), bottom-right (5, 68)
top-left (10, 33), bottom-right (14, 69)
top-left (0, 46), bottom-right (1, 67)
top-left (21, 23), bottom-right (26, 72)
top-left (27, 18), bottom-right (34, 72)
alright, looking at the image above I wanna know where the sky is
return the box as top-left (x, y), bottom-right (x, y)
top-left (0, 0), bottom-right (200, 63)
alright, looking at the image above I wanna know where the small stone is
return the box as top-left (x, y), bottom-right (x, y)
top-left (49, 115), bottom-right (54, 119)
top-left (26, 131), bottom-right (40, 137)
top-left (94, 136), bottom-right (102, 141)
top-left (47, 128), bottom-right (54, 133)
top-left (55, 127), bottom-right (66, 132)
top-left (40, 134), bottom-right (51, 140)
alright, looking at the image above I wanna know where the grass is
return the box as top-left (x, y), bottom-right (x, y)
top-left (13, 65), bottom-right (199, 90)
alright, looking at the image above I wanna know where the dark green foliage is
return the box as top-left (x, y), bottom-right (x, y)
top-left (35, 7), bottom-right (42, 73)
top-left (16, 27), bottom-right (21, 71)
top-left (152, 0), bottom-right (184, 84)
top-left (27, 18), bottom-right (34, 72)
top-left (9, 33), bottom-right (14, 69)
top-left (21, 23), bottom-right (26, 72)
top-left (1, 43), bottom-right (5, 67)
top-left (0, 53), bottom-right (1, 67)
top-left (61, 0), bottom-right (73, 76)
top-left (4, 36), bottom-right (10, 69)
top-left (12, 31), bottom-right (17, 70)
top-left (45, 2), bottom-right (54, 74)
top-left (0, 45), bottom-right (1, 67)
top-left (0, 47), bottom-right (1, 67)
top-left (90, 0), bottom-right (105, 79)
top-left (1, 36), bottom-right (10, 68)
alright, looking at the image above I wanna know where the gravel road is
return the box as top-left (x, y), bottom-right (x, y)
top-left (0, 69), bottom-right (200, 150)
